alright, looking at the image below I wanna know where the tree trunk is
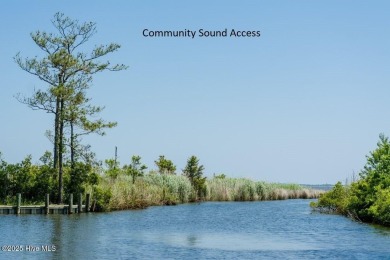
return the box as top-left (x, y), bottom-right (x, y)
top-left (70, 120), bottom-right (75, 169)
top-left (54, 98), bottom-right (60, 170)
top-left (70, 118), bottom-right (76, 189)
top-left (58, 98), bottom-right (64, 204)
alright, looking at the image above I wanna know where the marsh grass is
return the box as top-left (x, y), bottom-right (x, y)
top-left (90, 174), bottom-right (323, 211)
top-left (91, 174), bottom-right (194, 210)
top-left (206, 178), bottom-right (323, 201)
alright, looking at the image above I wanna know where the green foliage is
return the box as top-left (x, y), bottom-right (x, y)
top-left (105, 159), bottom-right (121, 179)
top-left (182, 156), bottom-right (207, 200)
top-left (312, 134), bottom-right (390, 226)
top-left (39, 151), bottom-right (53, 165)
top-left (0, 153), bottom-right (8, 200)
top-left (91, 185), bottom-right (112, 212)
top-left (367, 188), bottom-right (390, 225)
top-left (31, 159), bottom-right (57, 201)
top-left (124, 155), bottom-right (147, 184)
top-left (214, 173), bottom-right (226, 179)
top-left (311, 182), bottom-right (349, 214)
top-left (348, 134), bottom-right (390, 224)
top-left (0, 153), bottom-right (56, 203)
top-left (0, 152), bottom-right (321, 211)
top-left (65, 162), bottom-right (100, 196)
top-left (0, 152), bottom-right (100, 205)
top-left (154, 155), bottom-right (176, 174)
top-left (15, 12), bottom-right (126, 203)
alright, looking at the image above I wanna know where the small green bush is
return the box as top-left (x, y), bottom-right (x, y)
top-left (311, 182), bottom-right (349, 214)
top-left (91, 186), bottom-right (112, 212)
top-left (368, 188), bottom-right (390, 225)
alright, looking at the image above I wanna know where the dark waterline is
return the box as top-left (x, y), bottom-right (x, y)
top-left (1, 199), bottom-right (389, 259)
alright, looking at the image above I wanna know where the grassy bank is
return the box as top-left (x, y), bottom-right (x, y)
top-left (0, 152), bottom-right (323, 211)
top-left (86, 173), bottom-right (323, 211)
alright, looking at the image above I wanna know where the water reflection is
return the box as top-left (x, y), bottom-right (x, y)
top-left (372, 224), bottom-right (390, 236)
top-left (187, 235), bottom-right (197, 246)
top-left (50, 215), bottom-right (62, 260)
top-left (144, 232), bottom-right (316, 251)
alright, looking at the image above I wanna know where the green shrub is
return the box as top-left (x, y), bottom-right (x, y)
top-left (182, 156), bottom-right (207, 200)
top-left (311, 182), bottom-right (349, 214)
top-left (155, 155), bottom-right (176, 175)
top-left (312, 135), bottom-right (390, 226)
top-left (368, 188), bottom-right (390, 225)
top-left (91, 185), bottom-right (112, 212)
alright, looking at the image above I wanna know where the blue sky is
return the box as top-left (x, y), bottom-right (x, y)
top-left (1, 1), bottom-right (389, 184)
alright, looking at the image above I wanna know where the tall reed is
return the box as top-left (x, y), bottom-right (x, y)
top-left (90, 174), bottom-right (323, 211)
top-left (206, 178), bottom-right (323, 201)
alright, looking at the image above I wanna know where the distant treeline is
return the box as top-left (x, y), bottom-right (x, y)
top-left (302, 184), bottom-right (334, 191)
top-left (311, 134), bottom-right (390, 227)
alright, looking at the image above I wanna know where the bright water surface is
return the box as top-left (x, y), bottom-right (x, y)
top-left (1, 199), bottom-right (389, 259)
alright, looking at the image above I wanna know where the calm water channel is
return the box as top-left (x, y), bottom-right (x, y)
top-left (1, 199), bottom-right (389, 259)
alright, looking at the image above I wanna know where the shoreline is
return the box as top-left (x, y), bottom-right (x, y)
top-left (0, 188), bottom-right (323, 214)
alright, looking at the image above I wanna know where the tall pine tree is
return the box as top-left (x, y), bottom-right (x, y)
top-left (15, 13), bottom-right (127, 203)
